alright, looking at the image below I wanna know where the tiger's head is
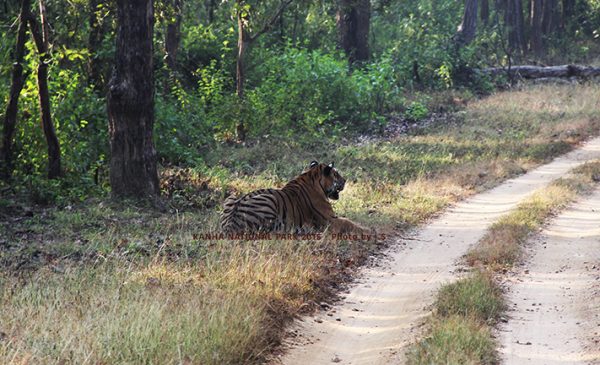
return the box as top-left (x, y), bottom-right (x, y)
top-left (308, 160), bottom-right (346, 200)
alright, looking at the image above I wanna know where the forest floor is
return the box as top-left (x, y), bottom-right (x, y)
top-left (275, 136), bottom-right (600, 365)
top-left (1, 83), bottom-right (600, 364)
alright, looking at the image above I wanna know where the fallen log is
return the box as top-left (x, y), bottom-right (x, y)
top-left (483, 64), bottom-right (600, 79)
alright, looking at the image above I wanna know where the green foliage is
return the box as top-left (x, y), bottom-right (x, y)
top-left (372, 0), bottom-right (462, 88)
top-left (241, 48), bottom-right (403, 139)
top-left (404, 101), bottom-right (429, 122)
top-left (7, 38), bottom-right (107, 203)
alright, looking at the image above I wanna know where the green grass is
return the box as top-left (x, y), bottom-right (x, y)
top-left (1, 84), bottom-right (600, 364)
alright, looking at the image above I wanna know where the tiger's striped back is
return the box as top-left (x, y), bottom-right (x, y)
top-left (221, 189), bottom-right (283, 233)
top-left (219, 162), bottom-right (344, 234)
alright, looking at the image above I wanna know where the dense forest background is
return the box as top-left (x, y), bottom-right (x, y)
top-left (1, 0), bottom-right (599, 202)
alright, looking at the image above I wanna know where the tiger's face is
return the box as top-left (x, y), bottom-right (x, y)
top-left (309, 161), bottom-right (346, 200)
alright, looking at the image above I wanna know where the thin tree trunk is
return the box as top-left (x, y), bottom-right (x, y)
top-left (107, 0), bottom-right (159, 199)
top-left (235, 4), bottom-right (249, 141)
top-left (236, 8), bottom-right (248, 99)
top-left (456, 0), bottom-right (478, 45)
top-left (164, 0), bottom-right (182, 93)
top-left (524, 0), bottom-right (531, 30)
top-left (353, 0), bottom-right (370, 62)
top-left (29, 0), bottom-right (61, 179)
top-left (561, 0), bottom-right (574, 29)
top-left (480, 0), bottom-right (489, 25)
top-left (88, 0), bottom-right (106, 91)
top-left (234, 0), bottom-right (291, 141)
top-left (291, 9), bottom-right (299, 45)
top-left (278, 7), bottom-right (284, 41)
top-left (1, 0), bottom-right (30, 180)
top-left (336, 0), bottom-right (370, 63)
top-left (504, 0), bottom-right (525, 54)
top-left (530, 0), bottom-right (543, 55)
top-left (207, 0), bottom-right (216, 24)
top-left (515, 0), bottom-right (526, 53)
top-left (542, 0), bottom-right (558, 34)
top-left (165, 0), bottom-right (181, 73)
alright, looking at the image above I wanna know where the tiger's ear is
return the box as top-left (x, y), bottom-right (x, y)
top-left (309, 160), bottom-right (319, 169)
top-left (324, 162), bottom-right (334, 175)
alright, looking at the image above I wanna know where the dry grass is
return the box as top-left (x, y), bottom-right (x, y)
top-left (0, 241), bottom-right (328, 364)
top-left (1, 84), bottom-right (600, 364)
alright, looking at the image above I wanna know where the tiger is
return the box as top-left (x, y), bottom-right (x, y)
top-left (220, 161), bottom-right (368, 236)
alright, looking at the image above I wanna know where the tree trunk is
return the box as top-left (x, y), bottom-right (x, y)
top-left (233, 0), bottom-right (291, 141)
top-left (515, 0), bottom-right (526, 53)
top-left (480, 0), bottom-right (489, 25)
top-left (88, 0), bottom-right (107, 91)
top-left (235, 13), bottom-right (250, 141)
top-left (542, 0), bottom-right (558, 34)
top-left (165, 0), bottom-right (182, 73)
top-left (207, 0), bottom-right (217, 24)
top-left (163, 0), bottom-right (182, 93)
top-left (524, 0), bottom-right (531, 26)
top-left (530, 0), bottom-right (543, 55)
top-left (29, 0), bottom-right (61, 179)
top-left (561, 0), bottom-right (574, 29)
top-left (1, 0), bottom-right (30, 180)
top-left (278, 6), bottom-right (284, 41)
top-left (504, 0), bottom-right (525, 54)
top-left (107, 0), bottom-right (159, 199)
top-left (235, 1), bottom-right (249, 141)
top-left (291, 9), bottom-right (299, 45)
top-left (336, 0), bottom-right (370, 63)
top-left (456, 0), bottom-right (478, 45)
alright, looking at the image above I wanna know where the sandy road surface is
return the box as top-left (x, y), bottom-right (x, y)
top-left (499, 188), bottom-right (600, 365)
top-left (274, 137), bottom-right (600, 365)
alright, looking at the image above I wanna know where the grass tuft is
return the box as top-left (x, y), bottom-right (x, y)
top-left (435, 271), bottom-right (505, 324)
top-left (406, 315), bottom-right (496, 365)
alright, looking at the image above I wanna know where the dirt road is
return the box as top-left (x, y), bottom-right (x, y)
top-left (499, 188), bottom-right (600, 365)
top-left (275, 136), bottom-right (600, 365)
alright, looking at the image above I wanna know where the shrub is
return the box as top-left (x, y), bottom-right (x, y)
top-left (241, 48), bottom-right (404, 139)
